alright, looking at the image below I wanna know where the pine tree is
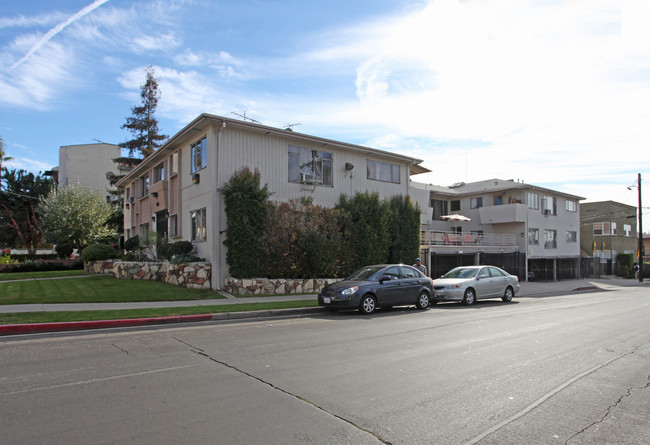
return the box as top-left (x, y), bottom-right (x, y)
top-left (120, 66), bottom-right (168, 158)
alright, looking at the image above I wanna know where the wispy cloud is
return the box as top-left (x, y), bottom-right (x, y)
top-left (9, 0), bottom-right (111, 71)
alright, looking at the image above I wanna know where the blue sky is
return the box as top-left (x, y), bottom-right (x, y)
top-left (1, 0), bottom-right (649, 216)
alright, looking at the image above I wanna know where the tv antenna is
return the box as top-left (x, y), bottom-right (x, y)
top-left (285, 123), bottom-right (301, 131)
top-left (231, 111), bottom-right (261, 124)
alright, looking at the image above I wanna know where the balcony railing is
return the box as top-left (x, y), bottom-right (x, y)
top-left (421, 230), bottom-right (516, 247)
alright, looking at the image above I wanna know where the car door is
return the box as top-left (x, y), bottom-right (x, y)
top-left (475, 267), bottom-right (494, 298)
top-left (398, 266), bottom-right (421, 304)
top-left (488, 267), bottom-right (509, 296)
top-left (376, 266), bottom-right (402, 305)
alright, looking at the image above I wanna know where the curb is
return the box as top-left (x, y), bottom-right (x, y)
top-left (0, 307), bottom-right (325, 336)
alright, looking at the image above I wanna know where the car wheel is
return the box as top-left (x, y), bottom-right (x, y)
top-left (416, 292), bottom-right (430, 310)
top-left (359, 295), bottom-right (376, 315)
top-left (502, 286), bottom-right (514, 302)
top-left (462, 288), bottom-right (476, 305)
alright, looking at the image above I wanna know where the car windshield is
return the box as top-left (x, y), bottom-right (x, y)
top-left (442, 268), bottom-right (478, 279)
top-left (346, 266), bottom-right (385, 281)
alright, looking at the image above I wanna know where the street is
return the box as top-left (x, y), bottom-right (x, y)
top-left (1, 287), bottom-right (649, 444)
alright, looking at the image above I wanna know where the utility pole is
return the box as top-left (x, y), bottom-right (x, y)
top-left (637, 173), bottom-right (644, 282)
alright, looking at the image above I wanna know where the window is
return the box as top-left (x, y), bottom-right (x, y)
top-left (624, 224), bottom-right (632, 237)
top-left (565, 200), bottom-right (577, 212)
top-left (431, 199), bottom-right (448, 220)
top-left (494, 196), bottom-right (503, 205)
top-left (594, 222), bottom-right (616, 236)
top-left (191, 137), bottom-right (207, 173)
top-left (541, 196), bottom-right (556, 215)
top-left (140, 174), bottom-right (150, 196)
top-left (528, 228), bottom-right (539, 245)
top-left (191, 208), bottom-right (207, 241)
top-left (367, 160), bottom-right (400, 184)
top-left (288, 145), bottom-right (333, 186)
top-left (169, 214), bottom-right (178, 237)
top-left (470, 197), bottom-right (483, 209)
top-left (566, 231), bottom-right (577, 242)
top-left (544, 229), bottom-right (557, 249)
top-left (170, 151), bottom-right (178, 176)
top-left (450, 200), bottom-right (460, 211)
top-left (139, 223), bottom-right (150, 243)
top-left (153, 163), bottom-right (165, 183)
top-left (527, 192), bottom-right (539, 209)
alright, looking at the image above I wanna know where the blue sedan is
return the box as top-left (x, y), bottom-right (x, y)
top-left (318, 264), bottom-right (435, 314)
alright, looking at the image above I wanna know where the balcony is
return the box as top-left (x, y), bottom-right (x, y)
top-left (479, 203), bottom-right (527, 224)
top-left (421, 230), bottom-right (516, 247)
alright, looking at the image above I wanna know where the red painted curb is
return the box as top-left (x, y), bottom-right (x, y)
top-left (0, 314), bottom-right (213, 336)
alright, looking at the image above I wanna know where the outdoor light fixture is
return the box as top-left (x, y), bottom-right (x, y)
top-left (345, 162), bottom-right (354, 171)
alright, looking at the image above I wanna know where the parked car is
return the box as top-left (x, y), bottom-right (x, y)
top-left (318, 264), bottom-right (435, 314)
top-left (432, 265), bottom-right (520, 305)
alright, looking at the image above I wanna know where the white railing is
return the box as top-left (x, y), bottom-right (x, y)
top-left (421, 230), bottom-right (516, 247)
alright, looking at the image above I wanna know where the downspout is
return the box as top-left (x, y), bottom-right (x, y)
top-left (210, 120), bottom-right (226, 290)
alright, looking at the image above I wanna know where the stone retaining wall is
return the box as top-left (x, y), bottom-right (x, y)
top-left (223, 277), bottom-right (342, 295)
top-left (85, 260), bottom-right (212, 290)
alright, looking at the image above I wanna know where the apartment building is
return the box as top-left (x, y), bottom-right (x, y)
top-left (411, 179), bottom-right (584, 281)
top-left (579, 201), bottom-right (638, 275)
top-left (116, 113), bottom-right (430, 290)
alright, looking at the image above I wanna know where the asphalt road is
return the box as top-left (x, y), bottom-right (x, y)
top-left (1, 288), bottom-right (649, 444)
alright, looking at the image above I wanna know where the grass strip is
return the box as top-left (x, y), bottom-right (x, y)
top-left (0, 300), bottom-right (319, 325)
top-left (0, 270), bottom-right (87, 281)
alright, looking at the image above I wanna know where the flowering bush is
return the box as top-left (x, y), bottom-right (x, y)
top-left (0, 254), bottom-right (18, 265)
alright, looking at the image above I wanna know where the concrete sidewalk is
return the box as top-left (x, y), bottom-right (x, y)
top-left (1, 276), bottom-right (647, 336)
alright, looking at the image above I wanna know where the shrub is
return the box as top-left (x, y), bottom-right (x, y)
top-left (0, 259), bottom-right (83, 273)
top-left (169, 241), bottom-right (194, 256)
top-left (81, 244), bottom-right (120, 262)
top-left (170, 253), bottom-right (204, 265)
top-left (615, 265), bottom-right (631, 279)
top-left (55, 244), bottom-right (75, 259)
top-left (124, 235), bottom-right (140, 251)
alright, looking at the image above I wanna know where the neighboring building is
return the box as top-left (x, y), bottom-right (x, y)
top-left (411, 179), bottom-right (585, 281)
top-left (57, 143), bottom-right (123, 202)
top-left (644, 233), bottom-right (650, 263)
top-left (580, 201), bottom-right (638, 275)
top-left (116, 114), bottom-right (430, 290)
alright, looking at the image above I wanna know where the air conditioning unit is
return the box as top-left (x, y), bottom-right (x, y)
top-left (543, 209), bottom-right (551, 215)
top-left (300, 172), bottom-right (315, 184)
top-left (129, 196), bottom-right (135, 203)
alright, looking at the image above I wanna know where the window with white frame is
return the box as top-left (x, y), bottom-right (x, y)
top-left (367, 159), bottom-right (400, 184)
top-left (528, 228), bottom-right (539, 245)
top-left (527, 192), bottom-right (539, 209)
top-left (544, 229), bottom-right (557, 248)
top-left (566, 231), bottom-right (577, 242)
top-left (191, 137), bottom-right (207, 173)
top-left (565, 200), bottom-right (577, 212)
top-left (594, 222), bottom-right (616, 236)
top-left (541, 196), bottom-right (556, 215)
top-left (153, 162), bottom-right (165, 183)
top-left (288, 145), bottom-right (333, 185)
top-left (170, 151), bottom-right (178, 176)
top-left (191, 208), bottom-right (207, 241)
top-left (169, 214), bottom-right (178, 238)
top-left (470, 197), bottom-right (483, 209)
top-left (140, 174), bottom-right (150, 196)
top-left (624, 224), bottom-right (632, 237)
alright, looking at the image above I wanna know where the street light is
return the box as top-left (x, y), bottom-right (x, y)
top-left (627, 173), bottom-right (643, 282)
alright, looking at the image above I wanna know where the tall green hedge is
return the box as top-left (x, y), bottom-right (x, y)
top-left (222, 171), bottom-right (422, 279)
top-left (222, 168), bottom-right (270, 277)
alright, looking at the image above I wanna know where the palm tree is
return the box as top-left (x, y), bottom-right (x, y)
top-left (0, 135), bottom-right (14, 192)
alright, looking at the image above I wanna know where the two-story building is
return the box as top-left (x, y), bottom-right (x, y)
top-left (579, 201), bottom-right (638, 275)
top-left (411, 179), bottom-right (585, 281)
top-left (116, 113), bottom-right (430, 290)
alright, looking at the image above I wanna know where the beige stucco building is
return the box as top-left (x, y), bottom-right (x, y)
top-left (116, 114), bottom-right (430, 290)
top-left (57, 143), bottom-right (122, 202)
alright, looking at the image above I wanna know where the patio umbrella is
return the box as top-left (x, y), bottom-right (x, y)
top-left (440, 214), bottom-right (471, 222)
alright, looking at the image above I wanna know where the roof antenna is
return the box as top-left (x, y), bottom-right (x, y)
top-left (231, 111), bottom-right (261, 124)
top-left (285, 123), bottom-right (301, 131)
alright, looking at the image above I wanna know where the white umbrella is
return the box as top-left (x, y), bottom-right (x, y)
top-left (440, 214), bottom-right (471, 222)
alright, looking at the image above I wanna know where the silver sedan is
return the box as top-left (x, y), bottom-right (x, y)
top-left (432, 265), bottom-right (520, 305)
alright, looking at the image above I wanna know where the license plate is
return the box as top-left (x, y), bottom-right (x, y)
top-left (323, 297), bottom-right (331, 304)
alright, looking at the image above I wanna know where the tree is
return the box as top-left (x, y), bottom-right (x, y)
top-left (120, 66), bottom-right (168, 158)
top-left (0, 135), bottom-right (14, 192)
top-left (0, 169), bottom-right (53, 252)
top-left (38, 184), bottom-right (116, 251)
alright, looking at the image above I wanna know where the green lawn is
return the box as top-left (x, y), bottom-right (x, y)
top-left (0, 269), bottom-right (88, 281)
top-left (0, 274), bottom-right (224, 305)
